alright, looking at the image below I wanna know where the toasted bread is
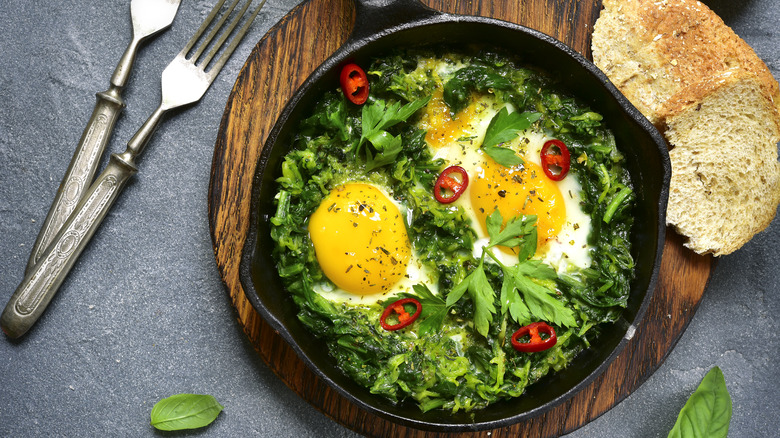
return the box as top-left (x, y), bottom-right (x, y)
top-left (592, 0), bottom-right (780, 255)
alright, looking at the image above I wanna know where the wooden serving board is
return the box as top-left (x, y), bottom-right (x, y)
top-left (208, 0), bottom-right (715, 436)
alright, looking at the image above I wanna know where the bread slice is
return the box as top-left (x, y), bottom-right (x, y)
top-left (664, 70), bottom-right (780, 255)
top-left (592, 0), bottom-right (780, 255)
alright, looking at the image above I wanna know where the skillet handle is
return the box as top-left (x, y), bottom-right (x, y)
top-left (351, 0), bottom-right (439, 41)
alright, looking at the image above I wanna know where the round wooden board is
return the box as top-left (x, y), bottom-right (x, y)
top-left (208, 0), bottom-right (715, 436)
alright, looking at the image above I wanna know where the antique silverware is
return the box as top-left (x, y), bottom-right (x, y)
top-left (26, 0), bottom-right (181, 274)
top-left (2, 0), bottom-right (265, 339)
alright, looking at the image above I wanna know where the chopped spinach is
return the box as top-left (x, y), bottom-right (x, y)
top-left (269, 47), bottom-right (636, 413)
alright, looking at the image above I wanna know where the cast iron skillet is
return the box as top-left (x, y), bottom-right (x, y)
top-left (239, 0), bottom-right (670, 431)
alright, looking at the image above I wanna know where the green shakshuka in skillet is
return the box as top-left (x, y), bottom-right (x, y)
top-left (270, 47), bottom-right (635, 413)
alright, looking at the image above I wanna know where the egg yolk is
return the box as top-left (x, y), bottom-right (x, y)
top-left (419, 90), bottom-right (479, 149)
top-left (308, 183), bottom-right (411, 295)
top-left (470, 158), bottom-right (566, 252)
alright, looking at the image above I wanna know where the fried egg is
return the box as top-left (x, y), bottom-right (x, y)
top-left (308, 183), bottom-right (435, 304)
top-left (418, 84), bottom-right (592, 273)
top-left (308, 59), bottom-right (593, 304)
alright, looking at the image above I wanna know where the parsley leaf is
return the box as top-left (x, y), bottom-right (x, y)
top-left (485, 210), bottom-right (537, 250)
top-left (483, 108), bottom-right (541, 147)
top-left (484, 210), bottom-right (576, 327)
top-left (482, 144), bottom-right (524, 167)
top-left (364, 130), bottom-right (403, 171)
top-left (502, 262), bottom-right (576, 328)
top-left (468, 260), bottom-right (496, 337)
top-left (447, 206), bottom-right (576, 337)
top-left (500, 276), bottom-right (531, 324)
top-left (481, 108), bottom-right (541, 167)
top-left (402, 284), bottom-right (448, 336)
top-left (355, 96), bottom-right (431, 170)
top-left (445, 255), bottom-right (496, 338)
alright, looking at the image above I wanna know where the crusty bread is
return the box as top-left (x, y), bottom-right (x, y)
top-left (592, 0), bottom-right (780, 256)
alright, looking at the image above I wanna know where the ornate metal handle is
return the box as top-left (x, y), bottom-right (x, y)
top-left (2, 154), bottom-right (137, 339)
top-left (26, 86), bottom-right (125, 273)
top-left (2, 101), bottom-right (168, 339)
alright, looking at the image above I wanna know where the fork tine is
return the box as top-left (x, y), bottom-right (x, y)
top-left (190, 0), bottom-right (241, 62)
top-left (199, 0), bottom-right (251, 67)
top-left (203, 0), bottom-right (266, 76)
top-left (178, 0), bottom-right (228, 58)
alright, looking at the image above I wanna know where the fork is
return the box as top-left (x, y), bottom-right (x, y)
top-left (25, 0), bottom-right (181, 275)
top-left (1, 0), bottom-right (266, 339)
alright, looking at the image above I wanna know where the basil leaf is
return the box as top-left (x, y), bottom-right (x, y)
top-left (150, 393), bottom-right (224, 431)
top-left (668, 367), bottom-right (732, 438)
top-left (482, 108), bottom-right (541, 148)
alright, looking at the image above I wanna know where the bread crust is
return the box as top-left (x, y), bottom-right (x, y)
top-left (593, 0), bottom-right (780, 255)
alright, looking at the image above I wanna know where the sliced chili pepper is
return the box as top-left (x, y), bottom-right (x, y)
top-left (510, 321), bottom-right (557, 353)
top-left (380, 297), bottom-right (422, 331)
top-left (339, 63), bottom-right (369, 105)
top-left (434, 165), bottom-right (469, 204)
top-left (540, 139), bottom-right (571, 181)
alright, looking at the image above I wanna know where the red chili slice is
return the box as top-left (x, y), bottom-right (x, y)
top-left (380, 298), bottom-right (422, 331)
top-left (434, 166), bottom-right (469, 204)
top-left (540, 139), bottom-right (571, 181)
top-left (339, 63), bottom-right (369, 105)
top-left (511, 322), bottom-right (557, 353)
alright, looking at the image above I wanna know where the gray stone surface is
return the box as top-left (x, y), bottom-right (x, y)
top-left (0, 0), bottom-right (777, 436)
